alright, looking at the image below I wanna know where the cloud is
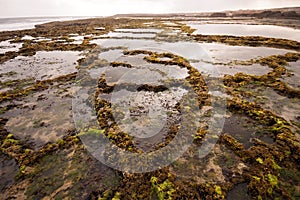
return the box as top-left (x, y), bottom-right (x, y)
top-left (0, 0), bottom-right (299, 17)
top-left (165, 0), bottom-right (300, 12)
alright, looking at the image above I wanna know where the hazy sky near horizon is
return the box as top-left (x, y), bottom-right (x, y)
top-left (0, 0), bottom-right (299, 17)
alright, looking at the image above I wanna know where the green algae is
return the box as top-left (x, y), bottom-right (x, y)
top-left (256, 157), bottom-right (264, 164)
top-left (0, 72), bottom-right (77, 104)
top-left (1, 16), bottom-right (300, 199)
top-left (150, 176), bottom-right (175, 200)
top-left (0, 124), bottom-right (120, 199)
top-left (194, 34), bottom-right (300, 51)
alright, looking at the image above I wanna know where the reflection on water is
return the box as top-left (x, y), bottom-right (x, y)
top-left (115, 28), bottom-right (163, 33)
top-left (98, 49), bottom-right (124, 62)
top-left (249, 87), bottom-right (300, 124)
top-left (1, 86), bottom-right (75, 149)
top-left (281, 61), bottom-right (300, 89)
top-left (199, 43), bottom-right (294, 62)
top-left (92, 39), bottom-right (293, 63)
top-left (0, 51), bottom-right (83, 82)
top-left (222, 113), bottom-right (274, 149)
top-left (0, 40), bottom-right (23, 54)
top-left (188, 23), bottom-right (300, 41)
top-left (192, 62), bottom-right (271, 77)
top-left (101, 32), bottom-right (157, 39)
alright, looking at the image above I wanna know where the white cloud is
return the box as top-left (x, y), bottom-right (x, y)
top-left (0, 0), bottom-right (299, 17)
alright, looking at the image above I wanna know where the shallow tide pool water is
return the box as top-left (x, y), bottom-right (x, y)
top-left (0, 40), bottom-right (23, 54)
top-left (91, 38), bottom-right (294, 63)
top-left (0, 51), bottom-right (83, 82)
top-left (188, 23), bottom-right (300, 41)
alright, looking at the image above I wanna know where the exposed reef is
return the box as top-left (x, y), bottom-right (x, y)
top-left (194, 35), bottom-right (300, 51)
top-left (0, 15), bottom-right (299, 199)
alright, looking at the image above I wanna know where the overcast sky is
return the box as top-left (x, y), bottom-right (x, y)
top-left (0, 0), bottom-right (299, 18)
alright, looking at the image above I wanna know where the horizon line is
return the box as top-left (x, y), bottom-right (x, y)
top-left (0, 6), bottom-right (299, 19)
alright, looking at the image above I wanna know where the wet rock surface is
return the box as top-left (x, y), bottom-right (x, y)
top-left (0, 152), bottom-right (19, 192)
top-left (0, 15), bottom-right (299, 199)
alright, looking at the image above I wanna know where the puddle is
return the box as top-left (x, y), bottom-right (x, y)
top-left (69, 33), bottom-right (79, 36)
top-left (166, 66), bottom-right (189, 79)
top-left (247, 87), bottom-right (300, 124)
top-left (92, 39), bottom-right (293, 63)
top-left (69, 35), bottom-right (85, 44)
top-left (25, 147), bottom-right (120, 199)
top-left (0, 40), bottom-right (23, 54)
top-left (222, 113), bottom-right (274, 149)
top-left (104, 67), bottom-right (134, 84)
top-left (0, 85), bottom-right (75, 149)
top-left (50, 39), bottom-right (68, 43)
top-left (162, 22), bottom-right (179, 27)
top-left (170, 144), bottom-right (246, 184)
top-left (89, 49), bottom-right (193, 152)
top-left (34, 37), bottom-right (52, 42)
top-left (95, 49), bottom-right (190, 81)
top-left (91, 39), bottom-right (210, 61)
top-left (0, 153), bottom-right (19, 192)
top-left (98, 49), bottom-right (124, 62)
top-left (115, 28), bottom-right (162, 33)
top-left (94, 27), bottom-right (105, 30)
top-left (188, 23), bottom-right (300, 41)
top-left (21, 35), bottom-right (36, 40)
top-left (191, 62), bottom-right (271, 77)
top-left (100, 32), bottom-right (156, 39)
top-left (170, 146), bottom-right (222, 183)
top-left (116, 54), bottom-right (190, 80)
top-left (117, 54), bottom-right (150, 66)
top-left (108, 88), bottom-right (187, 152)
top-left (106, 67), bottom-right (165, 85)
top-left (89, 67), bottom-right (107, 79)
top-left (281, 61), bottom-right (300, 89)
top-left (215, 144), bottom-right (246, 181)
top-left (93, 39), bottom-right (277, 79)
top-left (199, 43), bottom-right (294, 63)
top-left (0, 51), bottom-right (83, 82)
top-left (143, 22), bottom-right (155, 26)
top-left (158, 30), bottom-right (181, 36)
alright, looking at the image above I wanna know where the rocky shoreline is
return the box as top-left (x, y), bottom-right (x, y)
top-left (0, 13), bottom-right (300, 199)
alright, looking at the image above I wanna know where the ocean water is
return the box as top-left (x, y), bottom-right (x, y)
top-left (0, 16), bottom-right (94, 32)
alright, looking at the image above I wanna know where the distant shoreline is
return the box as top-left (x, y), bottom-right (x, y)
top-left (0, 16), bottom-right (96, 32)
top-left (0, 6), bottom-right (299, 32)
